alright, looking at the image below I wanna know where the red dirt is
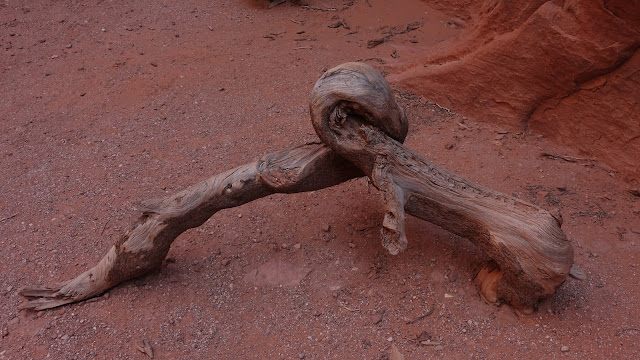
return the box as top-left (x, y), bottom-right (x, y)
top-left (1, 1), bottom-right (638, 359)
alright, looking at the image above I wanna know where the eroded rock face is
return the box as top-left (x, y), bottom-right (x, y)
top-left (530, 51), bottom-right (640, 185)
top-left (391, 0), bottom-right (640, 184)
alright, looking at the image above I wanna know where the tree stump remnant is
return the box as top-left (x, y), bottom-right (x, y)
top-left (20, 62), bottom-right (574, 313)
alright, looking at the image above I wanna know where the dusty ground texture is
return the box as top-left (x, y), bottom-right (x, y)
top-left (1, 0), bottom-right (639, 359)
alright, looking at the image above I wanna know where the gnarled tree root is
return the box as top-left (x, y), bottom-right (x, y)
top-left (309, 63), bottom-right (574, 311)
top-left (19, 143), bottom-right (361, 310)
top-left (20, 62), bottom-right (574, 312)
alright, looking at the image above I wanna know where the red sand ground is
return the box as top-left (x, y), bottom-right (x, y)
top-left (1, 1), bottom-right (638, 359)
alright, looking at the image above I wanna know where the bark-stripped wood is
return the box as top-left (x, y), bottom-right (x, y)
top-left (310, 63), bottom-right (573, 312)
top-left (19, 144), bottom-right (361, 310)
top-left (20, 62), bottom-right (574, 313)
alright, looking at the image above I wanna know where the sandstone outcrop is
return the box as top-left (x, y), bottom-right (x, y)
top-left (391, 0), bottom-right (640, 184)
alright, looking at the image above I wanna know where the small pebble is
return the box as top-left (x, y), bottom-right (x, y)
top-left (221, 259), bottom-right (231, 266)
top-left (561, 346), bottom-right (569, 352)
top-left (322, 224), bottom-right (331, 232)
top-left (434, 345), bottom-right (444, 351)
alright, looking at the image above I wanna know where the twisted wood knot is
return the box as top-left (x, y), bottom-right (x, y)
top-left (309, 62), bottom-right (408, 150)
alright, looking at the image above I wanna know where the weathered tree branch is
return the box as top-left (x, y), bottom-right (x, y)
top-left (20, 62), bottom-right (574, 313)
top-left (310, 63), bottom-right (573, 312)
top-left (19, 143), bottom-right (361, 310)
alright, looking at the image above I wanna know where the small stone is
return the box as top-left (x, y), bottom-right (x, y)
top-left (281, 243), bottom-right (289, 249)
top-left (61, 334), bottom-right (69, 340)
top-left (371, 312), bottom-right (383, 325)
top-left (348, 242), bottom-right (356, 248)
top-left (298, 353), bottom-right (306, 359)
top-left (444, 143), bottom-right (454, 150)
top-left (51, 55), bottom-right (59, 59)
top-left (561, 346), bottom-right (569, 352)
top-left (631, 228), bottom-right (640, 234)
top-left (434, 345), bottom-right (444, 351)
top-left (8, 317), bottom-right (19, 326)
top-left (419, 96), bottom-right (428, 104)
top-left (322, 224), bottom-right (331, 232)
top-left (387, 336), bottom-right (393, 342)
top-left (221, 259), bottom-right (231, 266)
top-left (416, 331), bottom-right (431, 342)
top-left (293, 243), bottom-right (301, 250)
top-left (65, 44), bottom-right (72, 48)
top-left (45, 72), bottom-right (52, 76)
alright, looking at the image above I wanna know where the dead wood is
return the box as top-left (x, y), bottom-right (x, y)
top-left (20, 62), bottom-right (573, 313)
top-left (19, 143), bottom-right (361, 310)
top-left (310, 62), bottom-right (574, 312)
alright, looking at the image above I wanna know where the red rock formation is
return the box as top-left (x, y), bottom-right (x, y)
top-left (390, 0), bottom-right (640, 184)
top-left (531, 51), bottom-right (640, 185)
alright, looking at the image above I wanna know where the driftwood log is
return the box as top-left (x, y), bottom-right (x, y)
top-left (20, 62), bottom-right (574, 313)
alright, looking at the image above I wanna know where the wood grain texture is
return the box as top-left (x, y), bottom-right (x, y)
top-left (20, 62), bottom-right (574, 312)
top-left (310, 62), bottom-right (573, 311)
top-left (19, 143), bottom-right (360, 310)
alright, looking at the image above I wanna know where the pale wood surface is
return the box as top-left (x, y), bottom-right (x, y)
top-left (20, 63), bottom-right (573, 312)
